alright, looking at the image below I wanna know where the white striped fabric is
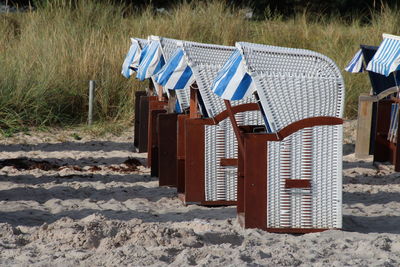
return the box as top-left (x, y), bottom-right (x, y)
top-left (136, 40), bottom-right (165, 81)
top-left (154, 48), bottom-right (195, 90)
top-left (121, 38), bottom-right (142, 78)
top-left (345, 49), bottom-right (364, 73)
top-left (366, 33), bottom-right (400, 76)
top-left (211, 50), bottom-right (255, 100)
top-left (388, 103), bottom-right (399, 142)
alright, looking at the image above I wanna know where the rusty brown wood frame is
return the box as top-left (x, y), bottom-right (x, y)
top-left (147, 98), bottom-right (167, 169)
top-left (134, 91), bottom-right (147, 151)
top-left (374, 98), bottom-right (400, 171)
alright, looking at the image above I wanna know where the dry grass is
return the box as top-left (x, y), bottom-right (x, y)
top-left (1, 0), bottom-right (400, 133)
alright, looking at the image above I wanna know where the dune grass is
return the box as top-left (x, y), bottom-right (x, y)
top-left (1, 0), bottom-right (400, 134)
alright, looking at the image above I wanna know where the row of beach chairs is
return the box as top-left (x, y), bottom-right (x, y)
top-left (121, 33), bottom-right (400, 233)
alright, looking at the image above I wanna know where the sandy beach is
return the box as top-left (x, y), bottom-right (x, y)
top-left (0, 120), bottom-right (399, 266)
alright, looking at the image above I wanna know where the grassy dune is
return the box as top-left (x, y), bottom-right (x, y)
top-left (1, 0), bottom-right (400, 133)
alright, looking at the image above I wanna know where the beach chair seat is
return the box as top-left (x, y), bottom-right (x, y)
top-left (214, 42), bottom-right (344, 232)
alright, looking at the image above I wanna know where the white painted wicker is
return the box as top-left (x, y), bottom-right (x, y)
top-left (237, 42), bottom-right (344, 229)
top-left (135, 38), bottom-right (148, 49)
top-left (180, 41), bottom-right (263, 201)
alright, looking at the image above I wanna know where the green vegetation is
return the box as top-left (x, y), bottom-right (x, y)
top-left (1, 0), bottom-right (400, 134)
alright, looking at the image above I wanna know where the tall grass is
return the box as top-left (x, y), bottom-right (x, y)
top-left (1, 0), bottom-right (400, 131)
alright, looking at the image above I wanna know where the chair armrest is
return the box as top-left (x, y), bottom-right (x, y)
top-left (213, 103), bottom-right (260, 124)
top-left (243, 116), bottom-right (343, 142)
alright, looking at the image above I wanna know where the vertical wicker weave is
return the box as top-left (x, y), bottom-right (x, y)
top-left (180, 41), bottom-right (264, 201)
top-left (237, 42), bottom-right (344, 229)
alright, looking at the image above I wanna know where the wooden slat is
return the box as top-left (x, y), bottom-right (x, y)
top-left (374, 100), bottom-right (393, 164)
top-left (184, 118), bottom-right (205, 203)
top-left (243, 134), bottom-right (267, 229)
top-left (220, 158), bottom-right (238, 167)
top-left (285, 179), bottom-right (311, 189)
top-left (134, 91), bottom-right (147, 151)
top-left (355, 94), bottom-right (374, 158)
top-left (158, 113), bottom-right (178, 187)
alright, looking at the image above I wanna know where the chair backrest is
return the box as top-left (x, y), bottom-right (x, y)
top-left (360, 44), bottom-right (400, 95)
top-left (237, 42), bottom-right (345, 132)
top-left (158, 36), bottom-right (180, 62)
top-left (136, 38), bottom-right (148, 49)
top-left (180, 41), bottom-right (243, 117)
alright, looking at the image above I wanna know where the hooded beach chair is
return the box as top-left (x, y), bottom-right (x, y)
top-left (345, 45), bottom-right (399, 158)
top-left (365, 33), bottom-right (400, 171)
top-left (174, 41), bottom-right (263, 205)
top-left (213, 42), bottom-right (345, 232)
top-left (152, 45), bottom-right (195, 189)
top-left (136, 35), bottom-right (192, 185)
top-left (153, 36), bottom-right (192, 186)
top-left (121, 37), bottom-right (152, 153)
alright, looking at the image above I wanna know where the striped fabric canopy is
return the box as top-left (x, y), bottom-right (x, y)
top-left (366, 33), bottom-right (400, 76)
top-left (136, 39), bottom-right (165, 81)
top-left (211, 50), bottom-right (255, 100)
top-left (154, 48), bottom-right (194, 90)
top-left (121, 38), bottom-right (142, 78)
top-left (345, 49), bottom-right (364, 73)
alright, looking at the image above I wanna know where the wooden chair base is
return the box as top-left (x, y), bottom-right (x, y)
top-left (236, 117), bottom-right (343, 233)
top-left (135, 95), bottom-right (156, 153)
top-left (355, 87), bottom-right (397, 159)
top-left (134, 91), bottom-right (148, 152)
top-left (147, 98), bottom-right (167, 171)
top-left (178, 193), bottom-right (236, 206)
top-left (157, 113), bottom-right (178, 187)
top-left (177, 115), bottom-right (189, 194)
top-left (180, 117), bottom-right (237, 206)
top-left (374, 98), bottom-right (400, 171)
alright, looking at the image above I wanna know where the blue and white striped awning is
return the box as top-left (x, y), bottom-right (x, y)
top-left (121, 38), bottom-right (142, 78)
top-left (366, 33), bottom-right (400, 76)
top-left (136, 40), bottom-right (165, 81)
top-left (211, 50), bottom-right (255, 100)
top-left (345, 49), bottom-right (365, 73)
top-left (154, 48), bottom-right (194, 90)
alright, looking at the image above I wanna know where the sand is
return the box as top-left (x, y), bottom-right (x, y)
top-left (0, 121), bottom-right (399, 266)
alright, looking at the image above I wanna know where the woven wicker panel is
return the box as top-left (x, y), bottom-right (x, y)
top-left (136, 38), bottom-right (148, 49)
top-left (159, 37), bottom-right (180, 62)
top-left (256, 75), bottom-right (342, 132)
top-left (267, 125), bottom-right (342, 229)
top-left (176, 88), bottom-right (190, 110)
top-left (205, 119), bottom-right (238, 201)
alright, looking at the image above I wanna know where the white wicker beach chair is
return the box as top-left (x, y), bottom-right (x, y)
top-left (223, 42), bottom-right (345, 231)
top-left (179, 41), bottom-right (263, 204)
